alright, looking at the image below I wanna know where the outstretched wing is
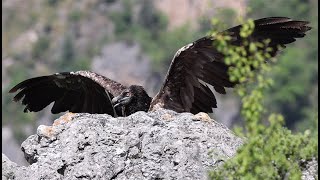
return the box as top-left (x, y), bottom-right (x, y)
top-left (150, 17), bottom-right (311, 114)
top-left (9, 71), bottom-right (127, 116)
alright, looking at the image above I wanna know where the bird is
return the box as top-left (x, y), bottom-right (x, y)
top-left (9, 17), bottom-right (311, 117)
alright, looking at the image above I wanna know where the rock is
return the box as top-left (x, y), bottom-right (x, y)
top-left (2, 109), bottom-right (244, 179)
top-left (301, 158), bottom-right (318, 180)
top-left (3, 109), bottom-right (318, 180)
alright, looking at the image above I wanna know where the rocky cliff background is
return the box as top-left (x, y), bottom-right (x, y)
top-left (2, 0), bottom-right (318, 166)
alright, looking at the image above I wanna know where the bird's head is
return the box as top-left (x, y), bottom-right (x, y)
top-left (112, 85), bottom-right (151, 116)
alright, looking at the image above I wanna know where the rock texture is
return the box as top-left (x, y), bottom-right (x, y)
top-left (301, 158), bottom-right (319, 180)
top-left (2, 109), bottom-right (243, 180)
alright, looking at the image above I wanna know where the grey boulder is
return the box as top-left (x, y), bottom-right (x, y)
top-left (2, 109), bottom-right (243, 179)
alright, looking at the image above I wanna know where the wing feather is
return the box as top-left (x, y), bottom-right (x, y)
top-left (150, 17), bottom-right (311, 114)
top-left (9, 71), bottom-right (126, 116)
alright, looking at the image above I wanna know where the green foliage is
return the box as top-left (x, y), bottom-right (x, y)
top-left (103, 0), bottom-right (116, 4)
top-left (68, 10), bottom-right (83, 22)
top-left (56, 33), bottom-right (91, 72)
top-left (2, 63), bottom-right (37, 141)
top-left (56, 34), bottom-right (75, 71)
top-left (32, 36), bottom-right (50, 59)
top-left (209, 19), bottom-right (318, 179)
top-left (110, 0), bottom-right (168, 38)
top-left (199, 8), bottom-right (237, 38)
top-left (249, 0), bottom-right (309, 18)
top-left (248, 0), bottom-right (318, 131)
top-left (46, 0), bottom-right (58, 7)
top-left (213, 8), bottom-right (238, 30)
top-left (138, 0), bottom-right (168, 38)
top-left (109, 0), bottom-right (134, 35)
top-left (211, 114), bottom-right (318, 179)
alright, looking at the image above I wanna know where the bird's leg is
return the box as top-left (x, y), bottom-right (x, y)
top-left (122, 106), bottom-right (126, 117)
top-left (192, 112), bottom-right (213, 122)
top-left (53, 112), bottom-right (75, 126)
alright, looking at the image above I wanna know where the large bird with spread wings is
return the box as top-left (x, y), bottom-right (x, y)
top-left (9, 17), bottom-right (311, 117)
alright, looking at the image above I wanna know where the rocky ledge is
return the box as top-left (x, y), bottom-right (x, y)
top-left (2, 109), bottom-right (318, 179)
top-left (2, 109), bottom-right (244, 179)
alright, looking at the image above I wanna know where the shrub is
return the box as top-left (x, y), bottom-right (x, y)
top-left (209, 18), bottom-right (318, 179)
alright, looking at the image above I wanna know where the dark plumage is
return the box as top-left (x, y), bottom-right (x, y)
top-left (9, 17), bottom-right (311, 117)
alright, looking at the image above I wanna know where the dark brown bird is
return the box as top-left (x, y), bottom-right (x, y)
top-left (9, 17), bottom-right (311, 117)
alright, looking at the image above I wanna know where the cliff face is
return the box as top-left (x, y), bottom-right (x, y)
top-left (154, 0), bottom-right (246, 29)
top-left (2, 109), bottom-right (243, 179)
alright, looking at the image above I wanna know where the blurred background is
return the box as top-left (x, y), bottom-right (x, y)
top-left (2, 0), bottom-right (318, 165)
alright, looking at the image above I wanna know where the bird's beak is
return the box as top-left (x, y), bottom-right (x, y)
top-left (112, 96), bottom-right (121, 108)
top-left (112, 96), bottom-right (131, 108)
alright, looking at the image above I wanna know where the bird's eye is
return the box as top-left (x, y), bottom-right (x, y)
top-left (123, 92), bottom-right (130, 97)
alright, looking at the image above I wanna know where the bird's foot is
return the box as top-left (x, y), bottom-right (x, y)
top-left (53, 112), bottom-right (75, 126)
top-left (192, 112), bottom-right (214, 122)
top-left (37, 112), bottom-right (76, 139)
